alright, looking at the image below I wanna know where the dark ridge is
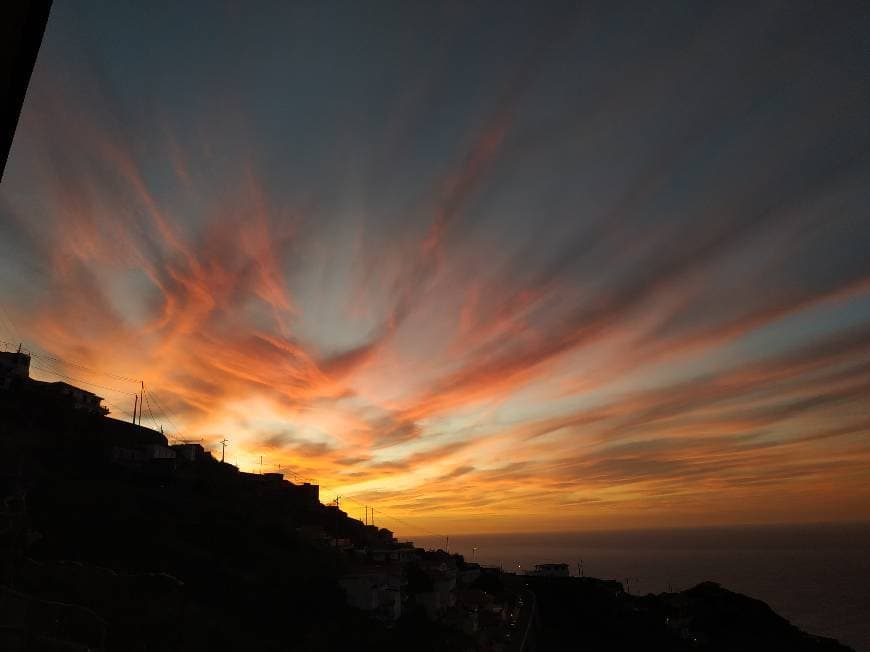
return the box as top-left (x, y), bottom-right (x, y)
top-left (0, 378), bottom-right (855, 651)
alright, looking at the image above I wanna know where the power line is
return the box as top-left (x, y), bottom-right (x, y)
top-left (0, 303), bottom-right (21, 343)
top-left (0, 338), bottom-right (142, 388)
top-left (147, 388), bottom-right (184, 437)
top-left (103, 398), bottom-right (135, 420)
top-left (143, 388), bottom-right (159, 430)
top-left (3, 338), bottom-right (204, 448)
top-left (28, 349), bottom-right (141, 384)
top-left (3, 339), bottom-right (449, 542)
top-left (28, 360), bottom-right (138, 396)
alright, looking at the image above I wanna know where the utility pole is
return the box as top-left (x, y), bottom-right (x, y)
top-left (364, 506), bottom-right (368, 525)
top-left (219, 438), bottom-right (228, 463)
top-left (132, 394), bottom-right (138, 424)
top-left (259, 455), bottom-right (263, 474)
top-left (138, 381), bottom-right (144, 425)
top-left (446, 536), bottom-right (449, 553)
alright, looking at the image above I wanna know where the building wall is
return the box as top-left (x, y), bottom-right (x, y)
top-left (0, 352), bottom-right (30, 390)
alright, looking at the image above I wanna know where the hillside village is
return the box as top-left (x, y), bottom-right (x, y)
top-left (0, 348), bottom-right (856, 652)
top-left (0, 348), bottom-right (529, 651)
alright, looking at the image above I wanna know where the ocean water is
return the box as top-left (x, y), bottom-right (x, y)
top-left (414, 523), bottom-right (870, 651)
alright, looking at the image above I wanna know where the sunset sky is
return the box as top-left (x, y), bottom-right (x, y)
top-left (1, 1), bottom-right (869, 536)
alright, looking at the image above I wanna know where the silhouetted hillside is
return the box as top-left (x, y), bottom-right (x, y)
top-left (0, 388), bottom-right (401, 650)
top-left (523, 575), bottom-right (854, 651)
top-left (0, 388), bottom-right (856, 651)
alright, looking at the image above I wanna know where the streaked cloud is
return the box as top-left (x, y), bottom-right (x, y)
top-left (1, 0), bottom-right (868, 535)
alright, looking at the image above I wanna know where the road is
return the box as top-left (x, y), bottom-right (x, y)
top-left (509, 587), bottom-right (536, 652)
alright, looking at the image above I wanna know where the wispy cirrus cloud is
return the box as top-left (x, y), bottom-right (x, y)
top-left (1, 0), bottom-right (868, 535)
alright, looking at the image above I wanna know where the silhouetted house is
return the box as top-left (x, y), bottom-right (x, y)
top-left (459, 563), bottom-right (481, 585)
top-left (0, 350), bottom-right (30, 390)
top-left (44, 381), bottom-right (109, 415)
top-left (415, 557), bottom-right (458, 619)
top-left (0, 351), bottom-right (108, 414)
top-left (299, 482), bottom-right (319, 502)
top-left (98, 419), bottom-right (167, 448)
top-left (110, 441), bottom-right (175, 467)
top-left (171, 443), bottom-right (204, 461)
top-left (103, 421), bottom-right (171, 466)
top-left (370, 546), bottom-right (416, 564)
top-left (339, 568), bottom-right (403, 623)
top-left (140, 443), bottom-right (176, 460)
top-left (432, 570), bottom-right (457, 609)
top-left (110, 446), bottom-right (146, 464)
top-left (334, 537), bottom-right (354, 550)
top-left (526, 563), bottom-right (569, 577)
top-left (297, 525), bottom-right (327, 540)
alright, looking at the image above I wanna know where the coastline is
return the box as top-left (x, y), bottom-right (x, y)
top-left (415, 524), bottom-right (870, 651)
